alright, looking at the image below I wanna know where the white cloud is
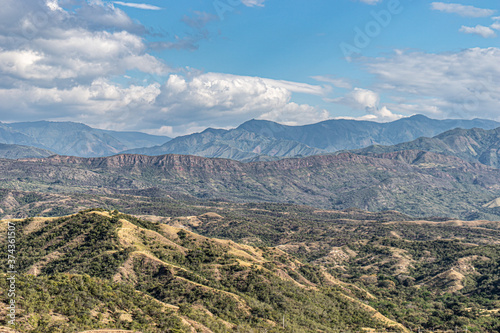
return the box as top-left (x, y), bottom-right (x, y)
top-left (154, 73), bottom-right (330, 135)
top-left (113, 1), bottom-right (163, 10)
top-left (492, 23), bottom-right (500, 31)
top-left (258, 103), bottom-right (330, 126)
top-left (431, 2), bottom-right (495, 17)
top-left (311, 75), bottom-right (352, 89)
top-left (0, 0), bottom-right (330, 136)
top-left (358, 0), bottom-right (382, 5)
top-left (46, 0), bottom-right (63, 11)
top-left (459, 25), bottom-right (497, 38)
top-left (364, 48), bottom-right (500, 120)
top-left (0, 0), bottom-right (169, 130)
top-left (0, 0), bottom-right (168, 88)
top-left (335, 88), bottom-right (379, 109)
top-left (330, 88), bottom-right (403, 122)
top-left (0, 29), bottom-right (168, 86)
top-left (241, 0), bottom-right (265, 7)
top-left (0, 79), bottom-right (162, 129)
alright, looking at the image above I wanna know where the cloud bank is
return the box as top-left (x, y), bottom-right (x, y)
top-left (0, 0), bottom-right (329, 136)
top-left (365, 48), bottom-right (500, 120)
top-left (431, 2), bottom-right (496, 18)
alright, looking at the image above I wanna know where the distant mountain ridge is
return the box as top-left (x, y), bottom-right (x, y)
top-left (0, 121), bottom-right (171, 157)
top-left (125, 115), bottom-right (500, 161)
top-left (353, 127), bottom-right (500, 168)
top-left (0, 143), bottom-right (54, 159)
top-left (126, 127), bottom-right (326, 162)
top-left (2, 115), bottom-right (500, 160)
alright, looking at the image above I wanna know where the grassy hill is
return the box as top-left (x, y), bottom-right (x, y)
top-left (1, 207), bottom-right (499, 332)
top-left (0, 210), bottom-right (410, 333)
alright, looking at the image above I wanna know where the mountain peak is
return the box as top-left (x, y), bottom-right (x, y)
top-left (407, 114), bottom-right (431, 120)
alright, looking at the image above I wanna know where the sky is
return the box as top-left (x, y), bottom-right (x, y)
top-left (0, 0), bottom-right (499, 137)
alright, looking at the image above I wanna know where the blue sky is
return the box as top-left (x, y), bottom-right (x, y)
top-left (0, 0), bottom-right (499, 136)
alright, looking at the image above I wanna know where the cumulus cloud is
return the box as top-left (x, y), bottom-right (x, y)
top-left (335, 88), bottom-right (379, 109)
top-left (364, 48), bottom-right (500, 120)
top-left (0, 79), bottom-right (162, 130)
top-left (459, 25), bottom-right (497, 38)
top-left (0, 0), bottom-right (330, 136)
top-left (0, 0), bottom-right (157, 85)
top-left (492, 17), bottom-right (500, 31)
top-left (431, 2), bottom-right (496, 17)
top-left (154, 73), bottom-right (330, 135)
top-left (0, 0), bottom-right (167, 128)
top-left (330, 88), bottom-right (403, 122)
top-left (0, 28), bottom-right (168, 87)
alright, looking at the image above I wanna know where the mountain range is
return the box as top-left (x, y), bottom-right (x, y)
top-left (2, 115), bottom-right (500, 160)
top-left (354, 126), bottom-right (500, 168)
top-left (0, 121), bottom-right (171, 157)
top-left (125, 115), bottom-right (500, 161)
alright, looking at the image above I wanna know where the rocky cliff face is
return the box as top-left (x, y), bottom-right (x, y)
top-left (7, 151), bottom-right (500, 219)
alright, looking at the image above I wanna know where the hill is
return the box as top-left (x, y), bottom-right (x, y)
top-left (2, 151), bottom-right (500, 219)
top-left (0, 210), bottom-right (409, 332)
top-left (1, 207), bottom-right (499, 332)
top-left (353, 127), bottom-right (500, 168)
top-left (0, 121), bottom-right (170, 157)
top-left (0, 143), bottom-right (54, 159)
top-left (125, 115), bottom-right (500, 161)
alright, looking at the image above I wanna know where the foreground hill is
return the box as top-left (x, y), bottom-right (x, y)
top-left (0, 210), bottom-right (407, 332)
top-left (354, 127), bottom-right (500, 168)
top-left (3, 151), bottom-right (500, 219)
top-left (0, 121), bottom-right (170, 157)
top-left (1, 208), bottom-right (499, 332)
top-left (125, 115), bottom-right (500, 160)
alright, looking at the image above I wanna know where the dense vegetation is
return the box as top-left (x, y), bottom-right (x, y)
top-left (1, 204), bottom-right (499, 332)
top-left (1, 210), bottom-right (406, 332)
top-left (0, 274), bottom-right (188, 333)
